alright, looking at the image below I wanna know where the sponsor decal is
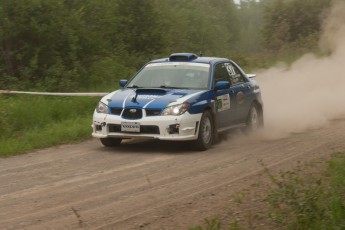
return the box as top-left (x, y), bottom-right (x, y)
top-left (216, 94), bottom-right (231, 112)
top-left (236, 91), bottom-right (245, 104)
top-left (137, 95), bottom-right (162, 100)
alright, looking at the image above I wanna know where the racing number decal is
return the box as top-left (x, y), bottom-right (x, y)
top-left (224, 63), bottom-right (236, 76)
top-left (216, 94), bottom-right (231, 112)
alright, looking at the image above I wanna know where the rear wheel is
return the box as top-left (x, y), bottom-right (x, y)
top-left (243, 103), bottom-right (263, 134)
top-left (193, 110), bottom-right (214, 151)
top-left (100, 138), bottom-right (122, 147)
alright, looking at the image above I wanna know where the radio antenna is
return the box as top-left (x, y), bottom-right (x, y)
top-left (199, 29), bottom-right (205, 57)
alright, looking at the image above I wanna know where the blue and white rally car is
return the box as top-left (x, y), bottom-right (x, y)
top-left (92, 53), bottom-right (263, 150)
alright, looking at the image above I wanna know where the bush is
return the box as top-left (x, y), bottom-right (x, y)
top-left (267, 153), bottom-right (345, 229)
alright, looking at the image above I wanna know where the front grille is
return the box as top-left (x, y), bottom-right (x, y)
top-left (110, 108), bottom-right (122, 115)
top-left (122, 108), bottom-right (142, 119)
top-left (145, 109), bottom-right (162, 116)
top-left (108, 124), bottom-right (160, 134)
top-left (140, 126), bottom-right (160, 134)
top-left (108, 124), bottom-right (121, 132)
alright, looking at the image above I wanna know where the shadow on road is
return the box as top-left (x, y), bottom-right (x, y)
top-left (94, 130), bottom-right (243, 155)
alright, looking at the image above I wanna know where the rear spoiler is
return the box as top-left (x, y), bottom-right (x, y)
top-left (247, 74), bottom-right (256, 79)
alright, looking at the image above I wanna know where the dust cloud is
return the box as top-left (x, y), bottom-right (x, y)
top-left (257, 0), bottom-right (345, 139)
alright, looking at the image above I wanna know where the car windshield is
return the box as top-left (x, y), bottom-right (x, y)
top-left (127, 62), bottom-right (210, 89)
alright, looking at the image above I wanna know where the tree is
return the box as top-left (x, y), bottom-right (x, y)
top-left (116, 0), bottom-right (163, 57)
top-left (0, 0), bottom-right (86, 90)
top-left (262, 0), bottom-right (331, 51)
top-left (237, 0), bottom-right (267, 53)
top-left (155, 0), bottom-right (240, 57)
top-left (0, 0), bottom-right (128, 90)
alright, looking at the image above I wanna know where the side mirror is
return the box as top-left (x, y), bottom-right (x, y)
top-left (119, 79), bottom-right (127, 88)
top-left (215, 81), bottom-right (230, 90)
top-left (247, 74), bottom-right (256, 79)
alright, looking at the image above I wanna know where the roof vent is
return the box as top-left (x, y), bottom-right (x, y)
top-left (169, 53), bottom-right (198, 61)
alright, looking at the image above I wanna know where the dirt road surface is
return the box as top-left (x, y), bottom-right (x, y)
top-left (1, 119), bottom-right (345, 230)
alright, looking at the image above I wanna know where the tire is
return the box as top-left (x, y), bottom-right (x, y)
top-left (243, 103), bottom-right (263, 134)
top-left (193, 110), bottom-right (214, 151)
top-left (100, 138), bottom-right (122, 147)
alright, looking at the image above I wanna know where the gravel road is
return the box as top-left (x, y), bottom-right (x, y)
top-left (1, 119), bottom-right (345, 230)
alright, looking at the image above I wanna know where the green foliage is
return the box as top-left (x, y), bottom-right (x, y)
top-left (0, 95), bottom-right (98, 133)
top-left (262, 0), bottom-right (331, 51)
top-left (158, 0), bottom-right (240, 57)
top-left (267, 171), bottom-right (326, 228)
top-left (0, 0), bottom-right (333, 92)
top-left (0, 95), bottom-right (100, 156)
top-left (189, 218), bottom-right (222, 230)
top-left (116, 0), bottom-right (163, 57)
top-left (1, 0), bottom-right (82, 90)
top-left (266, 153), bottom-right (345, 230)
top-left (237, 0), bottom-right (267, 53)
top-left (88, 57), bottom-right (136, 91)
top-left (189, 218), bottom-right (243, 230)
top-left (0, 0), bottom-right (130, 91)
top-left (0, 116), bottom-right (92, 157)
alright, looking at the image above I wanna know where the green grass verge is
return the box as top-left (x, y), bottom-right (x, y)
top-left (189, 218), bottom-right (242, 230)
top-left (266, 152), bottom-right (345, 230)
top-left (0, 116), bottom-right (92, 157)
top-left (0, 95), bottom-right (100, 157)
top-left (189, 152), bottom-right (345, 230)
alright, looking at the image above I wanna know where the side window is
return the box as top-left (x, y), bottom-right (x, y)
top-left (224, 63), bottom-right (246, 85)
top-left (214, 63), bottom-right (231, 84)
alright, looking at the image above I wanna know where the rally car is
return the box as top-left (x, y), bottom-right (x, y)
top-left (92, 53), bottom-right (263, 150)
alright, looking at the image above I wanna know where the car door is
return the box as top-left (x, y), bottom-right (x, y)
top-left (226, 62), bottom-right (253, 124)
top-left (213, 62), bottom-right (238, 129)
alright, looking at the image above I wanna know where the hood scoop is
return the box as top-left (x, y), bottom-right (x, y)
top-left (132, 88), bottom-right (167, 102)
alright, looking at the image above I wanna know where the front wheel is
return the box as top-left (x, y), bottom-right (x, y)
top-left (193, 110), bottom-right (214, 151)
top-left (100, 138), bottom-right (122, 147)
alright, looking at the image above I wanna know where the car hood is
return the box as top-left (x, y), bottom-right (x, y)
top-left (104, 88), bottom-right (205, 109)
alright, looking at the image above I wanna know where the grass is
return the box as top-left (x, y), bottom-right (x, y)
top-left (265, 152), bottom-right (345, 230)
top-left (189, 218), bottom-right (223, 230)
top-left (189, 218), bottom-right (243, 230)
top-left (189, 152), bottom-right (345, 230)
top-left (0, 95), bottom-right (100, 157)
top-left (0, 116), bottom-right (92, 156)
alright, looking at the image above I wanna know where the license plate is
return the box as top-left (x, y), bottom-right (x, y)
top-left (121, 122), bottom-right (140, 132)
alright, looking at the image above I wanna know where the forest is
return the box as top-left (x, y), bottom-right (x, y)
top-left (0, 0), bottom-right (331, 92)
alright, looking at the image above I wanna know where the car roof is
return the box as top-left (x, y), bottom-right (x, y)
top-left (150, 53), bottom-right (231, 65)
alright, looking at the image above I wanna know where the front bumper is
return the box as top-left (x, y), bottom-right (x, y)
top-left (92, 111), bottom-right (202, 141)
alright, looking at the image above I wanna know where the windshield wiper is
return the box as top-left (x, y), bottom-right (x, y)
top-left (127, 85), bottom-right (140, 88)
top-left (159, 85), bottom-right (182, 89)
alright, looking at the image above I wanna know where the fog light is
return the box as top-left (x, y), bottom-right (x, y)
top-left (168, 124), bottom-right (180, 134)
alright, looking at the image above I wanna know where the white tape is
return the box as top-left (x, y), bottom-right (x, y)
top-left (0, 90), bottom-right (108, 96)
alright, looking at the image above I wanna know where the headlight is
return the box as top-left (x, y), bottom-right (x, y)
top-left (96, 101), bottom-right (109, 114)
top-left (162, 103), bottom-right (190, 116)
